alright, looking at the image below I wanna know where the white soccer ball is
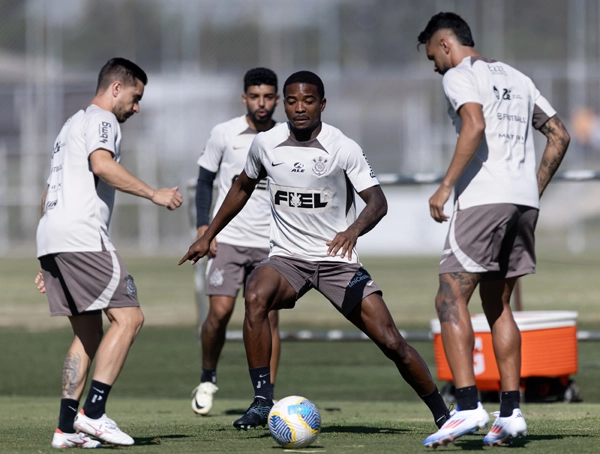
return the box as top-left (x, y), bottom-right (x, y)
top-left (268, 395), bottom-right (321, 448)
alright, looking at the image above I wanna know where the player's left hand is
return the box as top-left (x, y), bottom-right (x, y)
top-left (326, 229), bottom-right (359, 261)
top-left (178, 235), bottom-right (211, 265)
top-left (429, 184), bottom-right (452, 223)
top-left (35, 270), bottom-right (46, 294)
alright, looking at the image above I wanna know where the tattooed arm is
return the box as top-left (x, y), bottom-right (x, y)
top-left (537, 115), bottom-right (570, 198)
top-left (326, 185), bottom-right (388, 260)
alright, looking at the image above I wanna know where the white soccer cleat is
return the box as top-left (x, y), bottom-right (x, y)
top-left (73, 410), bottom-right (134, 446)
top-left (51, 429), bottom-right (101, 449)
top-left (423, 402), bottom-right (490, 448)
top-left (191, 382), bottom-right (219, 415)
top-left (483, 409), bottom-right (528, 446)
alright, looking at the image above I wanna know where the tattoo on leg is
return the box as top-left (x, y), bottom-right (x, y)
top-left (449, 272), bottom-right (479, 294)
top-left (437, 280), bottom-right (459, 325)
top-left (62, 352), bottom-right (81, 399)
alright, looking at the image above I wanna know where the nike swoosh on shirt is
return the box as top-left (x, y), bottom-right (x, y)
top-left (271, 162), bottom-right (284, 166)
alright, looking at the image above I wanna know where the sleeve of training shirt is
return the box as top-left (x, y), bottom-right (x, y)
top-left (442, 66), bottom-right (482, 112)
top-left (341, 139), bottom-right (379, 193)
top-left (532, 85), bottom-right (557, 130)
top-left (197, 125), bottom-right (226, 173)
top-left (243, 135), bottom-right (264, 179)
top-left (86, 111), bottom-right (118, 157)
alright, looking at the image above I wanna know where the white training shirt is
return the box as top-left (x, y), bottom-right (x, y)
top-left (244, 122), bottom-right (379, 263)
top-left (443, 56), bottom-right (556, 210)
top-left (36, 104), bottom-right (121, 257)
top-left (198, 115), bottom-right (271, 248)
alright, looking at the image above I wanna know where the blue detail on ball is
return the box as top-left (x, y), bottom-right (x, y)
top-left (269, 415), bottom-right (293, 444)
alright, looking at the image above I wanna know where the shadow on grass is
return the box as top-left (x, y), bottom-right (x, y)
top-left (321, 425), bottom-right (408, 435)
top-left (132, 434), bottom-right (193, 446)
top-left (450, 433), bottom-right (592, 450)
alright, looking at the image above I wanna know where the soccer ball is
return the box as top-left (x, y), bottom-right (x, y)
top-left (268, 395), bottom-right (321, 448)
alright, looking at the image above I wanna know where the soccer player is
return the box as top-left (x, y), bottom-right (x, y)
top-left (180, 70), bottom-right (451, 431)
top-left (35, 58), bottom-right (183, 448)
top-left (417, 13), bottom-right (570, 447)
top-left (191, 68), bottom-right (281, 415)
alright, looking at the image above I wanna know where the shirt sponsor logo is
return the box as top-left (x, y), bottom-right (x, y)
top-left (52, 164), bottom-right (63, 173)
top-left (362, 153), bottom-right (376, 178)
top-left (52, 142), bottom-right (64, 156)
top-left (496, 113), bottom-right (527, 123)
top-left (312, 156), bottom-right (328, 177)
top-left (487, 64), bottom-right (507, 76)
top-left (99, 121), bottom-right (111, 144)
top-left (45, 200), bottom-right (58, 211)
top-left (271, 184), bottom-right (332, 213)
top-left (498, 133), bottom-right (525, 142)
top-left (292, 162), bottom-right (305, 173)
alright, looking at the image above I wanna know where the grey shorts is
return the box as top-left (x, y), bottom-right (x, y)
top-left (439, 203), bottom-right (539, 280)
top-left (255, 256), bottom-right (382, 317)
top-left (205, 243), bottom-right (270, 297)
top-left (39, 251), bottom-right (140, 317)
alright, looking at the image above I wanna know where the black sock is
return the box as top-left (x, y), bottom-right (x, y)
top-left (455, 385), bottom-right (479, 411)
top-left (420, 387), bottom-right (450, 428)
top-left (57, 398), bottom-right (79, 433)
top-left (271, 383), bottom-right (275, 400)
top-left (201, 368), bottom-right (216, 384)
top-left (82, 380), bottom-right (112, 419)
top-left (249, 366), bottom-right (272, 402)
top-left (500, 390), bottom-right (520, 417)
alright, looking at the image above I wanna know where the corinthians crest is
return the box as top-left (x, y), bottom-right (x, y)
top-left (312, 156), bottom-right (328, 177)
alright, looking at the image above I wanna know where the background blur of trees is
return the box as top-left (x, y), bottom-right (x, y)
top-left (1, 0), bottom-right (600, 255)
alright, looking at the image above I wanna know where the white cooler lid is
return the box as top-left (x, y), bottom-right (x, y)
top-left (430, 310), bottom-right (578, 334)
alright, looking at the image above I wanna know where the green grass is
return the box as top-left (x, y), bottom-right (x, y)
top-left (2, 255), bottom-right (600, 452)
top-left (0, 327), bottom-right (599, 452)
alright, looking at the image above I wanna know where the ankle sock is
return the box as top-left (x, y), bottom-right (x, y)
top-left (249, 366), bottom-right (272, 401)
top-left (82, 380), bottom-right (112, 419)
top-left (201, 368), bottom-right (216, 384)
top-left (57, 398), bottom-right (79, 433)
top-left (455, 385), bottom-right (479, 411)
top-left (420, 387), bottom-right (450, 428)
top-left (500, 390), bottom-right (520, 417)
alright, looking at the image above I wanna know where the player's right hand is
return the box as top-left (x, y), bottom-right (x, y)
top-left (196, 225), bottom-right (217, 257)
top-left (35, 270), bottom-right (46, 294)
top-left (429, 184), bottom-right (451, 223)
top-left (152, 186), bottom-right (183, 210)
top-left (179, 235), bottom-right (211, 265)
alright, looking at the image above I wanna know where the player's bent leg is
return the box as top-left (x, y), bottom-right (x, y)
top-left (93, 306), bottom-right (144, 385)
top-left (268, 310), bottom-right (281, 388)
top-left (192, 295), bottom-right (235, 415)
top-left (347, 293), bottom-right (437, 395)
top-left (234, 267), bottom-right (295, 430)
top-left (64, 313), bottom-right (104, 400)
top-left (436, 272), bottom-right (479, 389)
top-left (480, 277), bottom-right (521, 391)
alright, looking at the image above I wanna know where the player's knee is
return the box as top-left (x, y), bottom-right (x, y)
top-left (244, 289), bottom-right (269, 317)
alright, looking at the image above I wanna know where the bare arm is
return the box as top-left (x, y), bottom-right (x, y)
top-left (35, 186), bottom-right (50, 294)
top-left (179, 170), bottom-right (260, 265)
top-left (537, 115), bottom-right (570, 198)
top-left (429, 102), bottom-right (485, 223)
top-left (89, 149), bottom-right (183, 210)
top-left (326, 185), bottom-right (388, 261)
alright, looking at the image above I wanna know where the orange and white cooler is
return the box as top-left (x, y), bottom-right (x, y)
top-left (430, 311), bottom-right (579, 391)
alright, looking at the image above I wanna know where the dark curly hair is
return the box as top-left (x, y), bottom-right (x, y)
top-left (244, 67), bottom-right (278, 93)
top-left (417, 12), bottom-right (475, 47)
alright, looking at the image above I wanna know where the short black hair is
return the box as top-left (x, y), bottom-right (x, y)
top-left (96, 58), bottom-right (148, 94)
top-left (244, 67), bottom-right (278, 92)
top-left (283, 71), bottom-right (325, 100)
top-left (417, 12), bottom-right (475, 47)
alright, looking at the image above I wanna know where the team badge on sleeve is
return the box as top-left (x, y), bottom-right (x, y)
top-left (311, 156), bottom-right (328, 177)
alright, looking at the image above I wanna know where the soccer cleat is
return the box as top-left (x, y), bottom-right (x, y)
top-left (423, 402), bottom-right (490, 448)
top-left (191, 382), bottom-right (219, 415)
top-left (232, 397), bottom-right (273, 430)
top-left (483, 409), bottom-right (527, 446)
top-left (51, 429), bottom-right (102, 449)
top-left (73, 410), bottom-right (134, 446)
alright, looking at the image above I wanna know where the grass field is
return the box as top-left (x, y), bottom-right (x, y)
top-left (1, 255), bottom-right (599, 452)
